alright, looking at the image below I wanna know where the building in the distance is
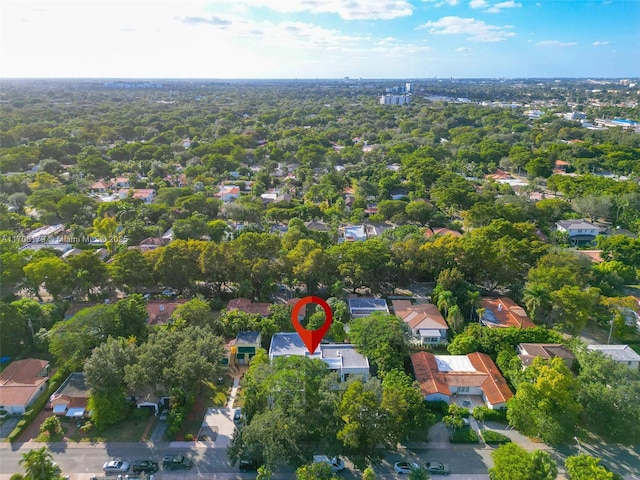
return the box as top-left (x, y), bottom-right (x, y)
top-left (379, 94), bottom-right (411, 105)
top-left (587, 344), bottom-right (640, 370)
top-left (269, 333), bottom-right (369, 381)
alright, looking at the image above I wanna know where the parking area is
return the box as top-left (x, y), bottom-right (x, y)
top-left (198, 407), bottom-right (236, 448)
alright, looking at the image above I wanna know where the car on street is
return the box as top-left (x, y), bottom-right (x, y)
top-left (313, 455), bottom-right (345, 472)
top-left (132, 459), bottom-right (159, 474)
top-left (394, 462), bottom-right (420, 474)
top-left (239, 459), bottom-right (260, 471)
top-left (161, 288), bottom-right (177, 297)
top-left (426, 462), bottom-right (450, 475)
top-left (103, 460), bottom-right (129, 474)
top-left (162, 454), bottom-right (194, 470)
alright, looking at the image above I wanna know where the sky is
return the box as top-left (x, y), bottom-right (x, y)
top-left (1, 0), bottom-right (639, 79)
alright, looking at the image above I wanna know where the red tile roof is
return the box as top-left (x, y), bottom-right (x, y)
top-left (467, 352), bottom-right (513, 406)
top-left (227, 298), bottom-right (271, 316)
top-left (480, 297), bottom-right (535, 329)
top-left (424, 227), bottom-right (463, 238)
top-left (0, 359), bottom-right (49, 407)
top-left (410, 352), bottom-right (513, 406)
top-left (395, 303), bottom-right (448, 330)
top-left (147, 299), bottom-right (188, 325)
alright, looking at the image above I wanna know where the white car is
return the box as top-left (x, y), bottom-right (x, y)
top-left (313, 455), bottom-right (345, 472)
top-left (394, 462), bottom-right (420, 474)
top-left (103, 460), bottom-right (129, 474)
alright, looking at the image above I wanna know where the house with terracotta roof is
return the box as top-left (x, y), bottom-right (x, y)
top-left (410, 351), bottom-right (512, 409)
top-left (0, 359), bottom-right (50, 415)
top-left (479, 297), bottom-right (535, 329)
top-left (227, 298), bottom-right (271, 317)
top-left (89, 181), bottom-right (108, 193)
top-left (146, 299), bottom-right (188, 326)
top-left (48, 372), bottom-right (90, 418)
top-left (132, 236), bottom-right (170, 252)
top-left (215, 185), bottom-right (241, 203)
top-left (393, 300), bottom-right (448, 345)
top-left (424, 227), bottom-right (463, 238)
top-left (118, 188), bottom-right (155, 204)
top-left (517, 343), bottom-right (575, 369)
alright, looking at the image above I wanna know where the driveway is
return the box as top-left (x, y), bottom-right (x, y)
top-left (198, 407), bottom-right (236, 448)
top-left (0, 417), bottom-right (20, 440)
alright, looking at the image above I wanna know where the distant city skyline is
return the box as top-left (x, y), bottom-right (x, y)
top-left (1, 0), bottom-right (639, 79)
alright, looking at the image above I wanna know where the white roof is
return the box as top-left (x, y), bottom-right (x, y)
top-left (587, 344), bottom-right (640, 362)
top-left (434, 355), bottom-right (476, 372)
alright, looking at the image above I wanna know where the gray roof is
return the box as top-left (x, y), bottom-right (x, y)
top-left (556, 220), bottom-right (602, 230)
top-left (236, 331), bottom-right (261, 345)
top-left (347, 297), bottom-right (389, 315)
top-left (587, 344), bottom-right (640, 362)
top-left (269, 333), bottom-right (369, 369)
top-left (54, 372), bottom-right (89, 396)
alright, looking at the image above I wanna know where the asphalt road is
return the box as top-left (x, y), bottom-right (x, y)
top-left (0, 442), bottom-right (492, 479)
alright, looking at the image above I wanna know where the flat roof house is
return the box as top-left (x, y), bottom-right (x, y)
top-left (48, 372), bottom-right (90, 418)
top-left (269, 333), bottom-right (369, 381)
top-left (587, 344), bottom-right (640, 370)
top-left (347, 297), bottom-right (389, 319)
top-left (411, 352), bottom-right (512, 410)
top-left (224, 331), bottom-right (262, 368)
top-left (0, 359), bottom-right (50, 415)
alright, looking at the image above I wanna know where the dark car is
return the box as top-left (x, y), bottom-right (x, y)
top-left (233, 407), bottom-right (242, 423)
top-left (132, 459), bottom-right (159, 474)
top-left (162, 454), bottom-right (194, 470)
top-left (239, 459), bottom-right (259, 471)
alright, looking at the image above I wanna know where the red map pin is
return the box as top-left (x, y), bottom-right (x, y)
top-left (291, 296), bottom-right (333, 355)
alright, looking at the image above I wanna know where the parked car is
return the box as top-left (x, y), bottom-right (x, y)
top-left (233, 408), bottom-right (242, 423)
top-left (239, 459), bottom-right (260, 471)
top-left (394, 462), bottom-right (420, 474)
top-left (103, 460), bottom-right (129, 474)
top-left (159, 409), bottom-right (168, 421)
top-left (132, 459), bottom-right (159, 474)
top-left (313, 455), bottom-right (345, 472)
top-left (426, 462), bottom-right (450, 475)
top-left (162, 454), bottom-right (193, 470)
top-left (161, 288), bottom-right (177, 297)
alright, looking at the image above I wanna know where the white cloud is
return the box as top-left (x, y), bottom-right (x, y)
top-left (593, 40), bottom-right (610, 46)
top-left (535, 40), bottom-right (577, 47)
top-left (211, 0), bottom-right (414, 20)
top-left (485, 1), bottom-right (522, 13)
top-left (418, 16), bottom-right (515, 42)
top-left (456, 47), bottom-right (471, 51)
top-left (469, 0), bottom-right (489, 8)
top-left (423, 0), bottom-right (459, 6)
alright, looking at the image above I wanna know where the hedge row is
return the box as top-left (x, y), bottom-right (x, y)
top-left (7, 368), bottom-right (68, 443)
top-left (481, 429), bottom-right (512, 444)
top-left (449, 429), bottom-right (479, 443)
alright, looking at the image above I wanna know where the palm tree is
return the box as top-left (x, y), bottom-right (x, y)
top-left (19, 447), bottom-right (62, 480)
top-left (436, 290), bottom-right (455, 318)
top-left (523, 283), bottom-right (549, 323)
top-left (467, 290), bottom-right (481, 322)
top-left (476, 307), bottom-right (486, 324)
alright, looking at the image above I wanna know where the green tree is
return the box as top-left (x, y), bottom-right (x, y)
top-left (66, 250), bottom-right (109, 299)
top-left (295, 462), bottom-right (336, 480)
top-left (522, 283), bottom-right (551, 323)
top-left (92, 215), bottom-right (120, 255)
top-left (23, 256), bottom-right (72, 300)
top-left (408, 467), bottom-right (430, 480)
top-left (564, 454), bottom-right (612, 480)
top-left (550, 286), bottom-right (600, 334)
top-left (0, 302), bottom-right (29, 357)
top-left (507, 357), bottom-right (582, 444)
top-left (349, 313), bottom-right (409, 374)
top-left (39, 415), bottom-right (62, 438)
top-left (19, 447), bottom-right (64, 480)
top-left (87, 390), bottom-right (129, 430)
top-left (108, 249), bottom-right (154, 293)
top-left (114, 294), bottom-right (148, 340)
top-left (170, 298), bottom-right (212, 328)
top-left (489, 443), bottom-right (557, 480)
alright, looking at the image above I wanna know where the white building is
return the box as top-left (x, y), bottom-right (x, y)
top-left (347, 297), bottom-right (389, 318)
top-left (379, 94), bottom-right (411, 105)
top-left (587, 344), bottom-right (640, 370)
top-left (556, 219), bottom-right (603, 245)
top-left (268, 333), bottom-right (369, 381)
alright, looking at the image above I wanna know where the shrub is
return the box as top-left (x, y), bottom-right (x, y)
top-left (10, 474), bottom-right (24, 480)
top-left (481, 429), bottom-right (512, 444)
top-left (473, 406), bottom-right (507, 422)
top-left (425, 400), bottom-right (449, 414)
top-left (184, 433), bottom-right (194, 441)
top-left (450, 429), bottom-right (479, 443)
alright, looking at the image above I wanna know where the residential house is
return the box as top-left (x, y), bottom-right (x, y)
top-left (517, 343), bottom-right (575, 369)
top-left (341, 225), bottom-right (366, 242)
top-left (410, 352), bottom-right (513, 409)
top-left (389, 189), bottom-right (409, 201)
top-left (118, 188), bottom-right (155, 204)
top-left (89, 181), bottom-right (108, 193)
top-left (133, 237), bottom-right (170, 252)
top-left (215, 185), bottom-right (241, 203)
top-left (26, 224), bottom-right (65, 243)
top-left (224, 331), bottom-right (262, 368)
top-left (424, 227), bottom-right (463, 238)
top-left (347, 297), bottom-right (389, 319)
top-left (556, 219), bottom-right (603, 246)
top-left (269, 333), bottom-right (369, 381)
top-left (305, 221), bottom-right (331, 232)
top-left (365, 223), bottom-right (394, 237)
top-left (126, 386), bottom-right (170, 415)
top-left (479, 297), bottom-right (536, 329)
top-left (554, 160), bottom-right (570, 173)
top-left (146, 299), bottom-right (188, 326)
top-left (0, 359), bottom-right (50, 415)
top-left (393, 301), bottom-right (449, 345)
top-left (227, 298), bottom-right (271, 317)
top-left (110, 176), bottom-right (130, 189)
top-left (48, 372), bottom-right (90, 418)
top-left (587, 344), bottom-right (640, 370)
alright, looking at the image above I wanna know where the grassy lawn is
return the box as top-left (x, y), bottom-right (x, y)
top-left (63, 410), bottom-right (152, 443)
top-left (35, 428), bottom-right (66, 442)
